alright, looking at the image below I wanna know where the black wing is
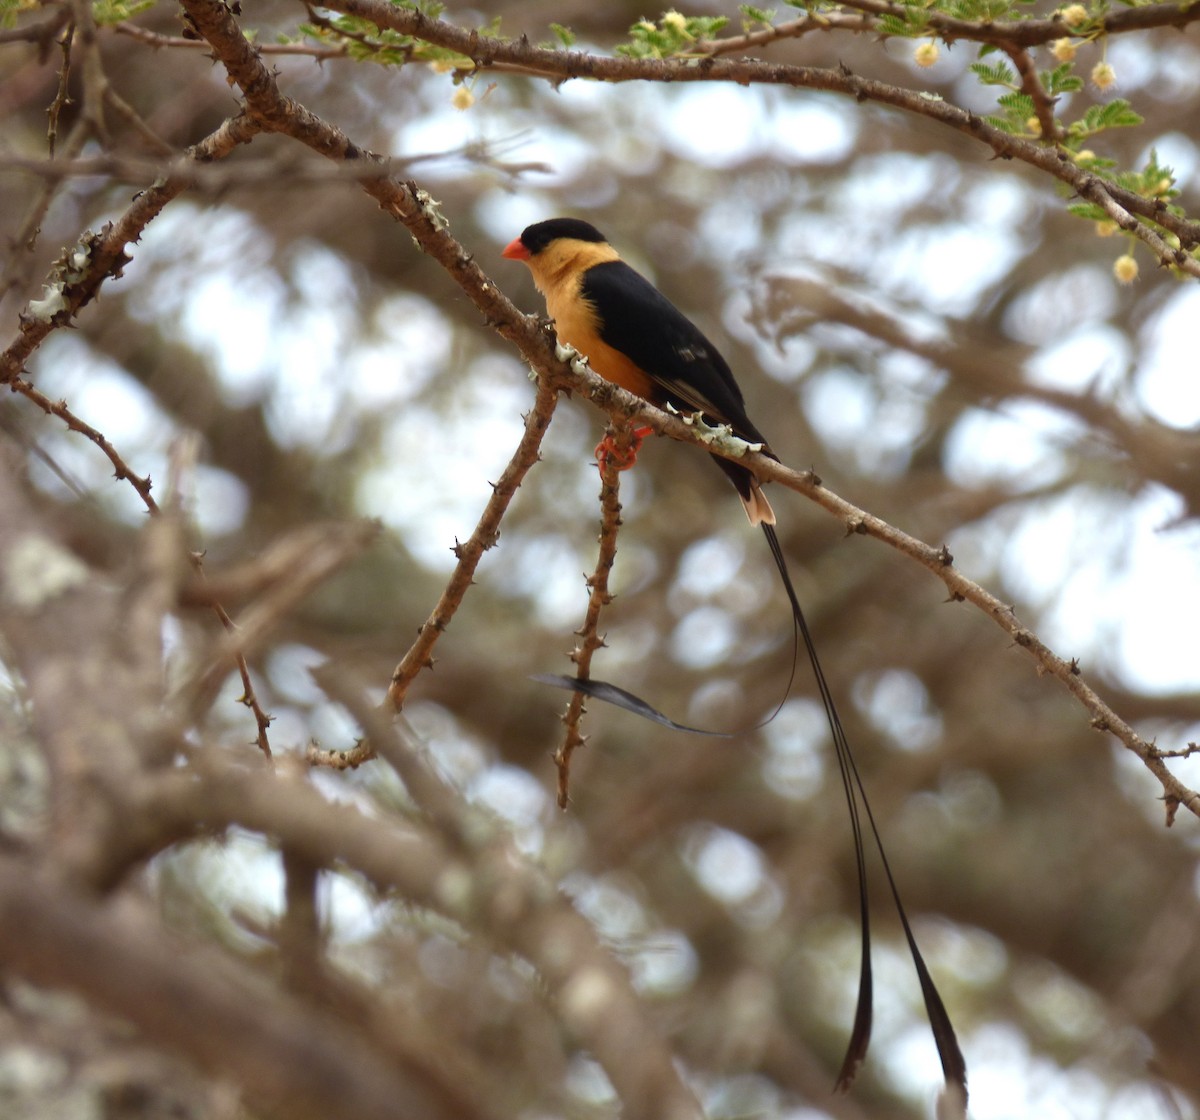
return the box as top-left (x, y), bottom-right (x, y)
top-left (581, 260), bottom-right (772, 450)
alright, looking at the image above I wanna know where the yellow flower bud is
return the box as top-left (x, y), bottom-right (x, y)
top-left (1094, 220), bottom-right (1118, 237)
top-left (662, 10), bottom-right (689, 34)
top-left (1026, 116), bottom-right (1042, 136)
top-left (452, 86), bottom-right (475, 111)
top-left (1091, 61), bottom-right (1116, 90)
top-left (1051, 38), bottom-right (1077, 62)
top-left (1060, 4), bottom-right (1089, 28)
top-left (914, 41), bottom-right (940, 67)
top-left (1113, 254), bottom-right (1138, 284)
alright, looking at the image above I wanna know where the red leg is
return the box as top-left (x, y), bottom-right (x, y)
top-left (595, 426), bottom-right (653, 473)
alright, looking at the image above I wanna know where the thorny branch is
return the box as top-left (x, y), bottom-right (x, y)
top-left (384, 380), bottom-right (559, 712)
top-left (552, 426), bottom-right (634, 809)
top-left (325, 0), bottom-right (1200, 274)
top-left (1, 112), bottom-right (272, 755)
top-left (3, 0), bottom-right (1195, 818)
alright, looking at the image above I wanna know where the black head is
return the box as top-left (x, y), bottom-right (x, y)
top-left (519, 218), bottom-right (608, 255)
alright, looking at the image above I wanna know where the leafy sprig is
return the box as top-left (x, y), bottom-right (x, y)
top-left (616, 11), bottom-right (730, 58)
top-left (93, 0), bottom-right (158, 24)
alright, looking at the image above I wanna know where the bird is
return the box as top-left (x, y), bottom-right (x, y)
top-left (502, 217), bottom-right (777, 525)
top-left (503, 217), bottom-right (967, 1109)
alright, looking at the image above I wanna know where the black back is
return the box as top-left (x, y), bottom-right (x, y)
top-left (581, 259), bottom-right (773, 452)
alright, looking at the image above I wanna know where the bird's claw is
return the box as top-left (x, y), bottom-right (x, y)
top-left (595, 426), bottom-right (653, 474)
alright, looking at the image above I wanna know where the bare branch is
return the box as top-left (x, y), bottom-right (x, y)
top-left (551, 368), bottom-right (1200, 822)
top-left (386, 380), bottom-right (559, 713)
top-left (113, 18), bottom-right (349, 58)
top-left (1, 112), bottom-right (262, 389)
top-left (0, 858), bottom-right (478, 1120)
top-left (153, 754), bottom-right (707, 1120)
top-left (553, 426), bottom-right (634, 809)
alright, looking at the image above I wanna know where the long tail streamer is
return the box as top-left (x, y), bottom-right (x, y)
top-left (761, 523), bottom-right (967, 1105)
top-left (535, 515), bottom-right (968, 1106)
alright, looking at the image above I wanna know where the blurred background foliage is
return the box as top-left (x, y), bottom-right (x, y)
top-left (2, 0), bottom-right (1200, 1117)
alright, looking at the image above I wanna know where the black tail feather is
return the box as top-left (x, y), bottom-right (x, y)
top-left (760, 524), bottom-right (967, 1105)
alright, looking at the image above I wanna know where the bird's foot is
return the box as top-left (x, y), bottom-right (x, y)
top-left (595, 426), bottom-right (653, 474)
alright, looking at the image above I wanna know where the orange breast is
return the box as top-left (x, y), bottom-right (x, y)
top-left (546, 284), bottom-right (659, 402)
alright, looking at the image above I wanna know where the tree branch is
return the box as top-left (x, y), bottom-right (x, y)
top-left (322, 0), bottom-right (1200, 269)
top-left (0, 858), bottom-right (476, 1120)
top-left (553, 425), bottom-right (634, 809)
top-left (171, 0), bottom-right (1200, 818)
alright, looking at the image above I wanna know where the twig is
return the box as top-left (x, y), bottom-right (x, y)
top-left (552, 368), bottom-right (1200, 824)
top-left (324, 0), bottom-right (1200, 268)
top-left (103, 84), bottom-right (175, 156)
top-left (1006, 45), bottom-right (1060, 143)
top-left (113, 19), bottom-right (349, 59)
top-left (0, 9), bottom-right (71, 50)
top-left (184, 520), bottom-right (381, 757)
top-left (0, 143), bottom-right (548, 190)
top-left (1, 112), bottom-right (263, 388)
top-left (68, 0), bottom-right (108, 143)
top-left (553, 426), bottom-right (631, 809)
top-left (385, 380), bottom-right (559, 712)
top-left (700, 12), bottom-right (877, 56)
top-left (47, 23), bottom-right (74, 158)
top-left (6, 374), bottom-right (160, 512)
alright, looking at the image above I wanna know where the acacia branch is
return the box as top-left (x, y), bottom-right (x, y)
top-left (385, 380), bottom-right (559, 713)
top-left (322, 0), bottom-right (1200, 270)
top-left (147, 755), bottom-right (706, 1120)
top-left (0, 858), bottom-right (477, 1120)
top-left (553, 426), bottom-right (633, 809)
top-left (545, 368), bottom-right (1200, 824)
top-left (173, 0), bottom-right (1198, 818)
top-left (820, 0), bottom-right (1200, 47)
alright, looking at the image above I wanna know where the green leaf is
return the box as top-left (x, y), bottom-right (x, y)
top-left (1067, 201), bottom-right (1111, 221)
top-left (1097, 98), bottom-right (1143, 129)
top-left (984, 114), bottom-right (1026, 134)
top-left (996, 91), bottom-right (1035, 115)
top-left (92, 0), bottom-right (157, 23)
top-left (1041, 62), bottom-right (1084, 95)
top-left (616, 13), bottom-right (729, 59)
top-left (739, 3), bottom-right (777, 26)
top-left (970, 60), bottom-right (1017, 87)
top-left (549, 22), bottom-right (576, 46)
